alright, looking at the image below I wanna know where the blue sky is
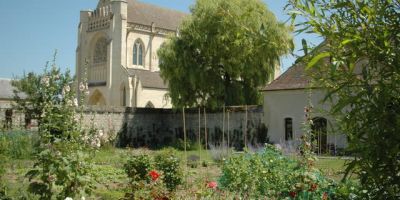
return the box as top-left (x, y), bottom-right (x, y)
top-left (0, 0), bottom-right (322, 79)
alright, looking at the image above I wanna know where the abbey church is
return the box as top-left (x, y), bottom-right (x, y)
top-left (76, 0), bottom-right (187, 108)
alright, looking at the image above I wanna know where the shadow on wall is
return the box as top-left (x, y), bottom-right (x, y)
top-left (115, 106), bottom-right (270, 150)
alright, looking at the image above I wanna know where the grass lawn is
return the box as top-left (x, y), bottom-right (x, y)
top-left (2, 147), bottom-right (347, 199)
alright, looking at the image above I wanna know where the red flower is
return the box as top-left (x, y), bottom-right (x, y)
top-left (289, 191), bottom-right (297, 198)
top-left (309, 183), bottom-right (318, 192)
top-left (207, 181), bottom-right (218, 189)
top-left (149, 170), bottom-right (160, 181)
top-left (322, 192), bottom-right (329, 200)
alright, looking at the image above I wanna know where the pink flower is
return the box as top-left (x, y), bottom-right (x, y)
top-left (207, 181), bottom-right (217, 189)
top-left (149, 170), bottom-right (160, 181)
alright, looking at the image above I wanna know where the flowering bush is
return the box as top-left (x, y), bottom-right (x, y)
top-left (149, 170), bottom-right (160, 181)
top-left (219, 144), bottom-right (336, 199)
top-left (124, 154), bottom-right (153, 183)
top-left (24, 59), bottom-right (94, 200)
top-left (154, 148), bottom-right (183, 191)
top-left (124, 154), bottom-right (168, 199)
top-left (123, 149), bottom-right (183, 199)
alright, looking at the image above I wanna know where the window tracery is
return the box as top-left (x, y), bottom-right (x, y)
top-left (133, 40), bottom-right (144, 66)
top-left (93, 37), bottom-right (108, 64)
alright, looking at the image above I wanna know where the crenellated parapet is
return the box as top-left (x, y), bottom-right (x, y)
top-left (87, 5), bottom-right (113, 32)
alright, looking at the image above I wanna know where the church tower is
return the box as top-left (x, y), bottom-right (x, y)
top-left (76, 0), bottom-right (128, 106)
top-left (76, 0), bottom-right (186, 108)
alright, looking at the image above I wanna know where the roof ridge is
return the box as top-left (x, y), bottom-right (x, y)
top-left (132, 0), bottom-right (188, 15)
top-left (127, 0), bottom-right (188, 31)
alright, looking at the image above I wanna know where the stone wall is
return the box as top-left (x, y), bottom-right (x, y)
top-left (1, 105), bottom-right (268, 150)
top-left (81, 106), bottom-right (267, 149)
top-left (0, 107), bottom-right (26, 130)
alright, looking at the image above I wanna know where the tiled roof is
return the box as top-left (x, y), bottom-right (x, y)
top-left (127, 69), bottom-right (168, 89)
top-left (262, 62), bottom-right (310, 91)
top-left (127, 0), bottom-right (188, 31)
top-left (0, 78), bottom-right (26, 100)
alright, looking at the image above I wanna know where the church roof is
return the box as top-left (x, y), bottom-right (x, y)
top-left (127, 0), bottom-right (188, 31)
top-left (127, 69), bottom-right (168, 89)
top-left (262, 62), bottom-right (310, 91)
top-left (0, 78), bottom-right (25, 100)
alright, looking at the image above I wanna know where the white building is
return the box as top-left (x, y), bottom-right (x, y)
top-left (262, 62), bottom-right (347, 154)
top-left (76, 0), bottom-right (187, 108)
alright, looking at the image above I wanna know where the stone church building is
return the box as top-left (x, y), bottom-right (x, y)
top-left (76, 0), bottom-right (187, 108)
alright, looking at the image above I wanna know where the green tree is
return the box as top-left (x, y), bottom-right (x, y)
top-left (12, 71), bottom-right (44, 126)
top-left (158, 0), bottom-right (293, 108)
top-left (287, 0), bottom-right (400, 199)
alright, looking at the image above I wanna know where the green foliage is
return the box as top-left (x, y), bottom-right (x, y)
top-left (123, 149), bottom-right (183, 199)
top-left (0, 130), bottom-right (37, 159)
top-left (154, 148), bottom-right (183, 191)
top-left (158, 0), bottom-right (293, 108)
top-left (24, 56), bottom-right (94, 200)
top-left (12, 72), bottom-right (44, 123)
top-left (332, 180), bottom-right (363, 200)
top-left (124, 154), bottom-right (153, 183)
top-left (219, 144), bottom-right (335, 199)
top-left (287, 0), bottom-right (400, 198)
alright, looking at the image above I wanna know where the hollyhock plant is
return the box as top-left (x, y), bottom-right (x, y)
top-left (149, 170), bottom-right (160, 181)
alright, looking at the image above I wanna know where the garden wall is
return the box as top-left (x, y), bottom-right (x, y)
top-left (0, 105), bottom-right (267, 149)
top-left (80, 106), bottom-right (267, 149)
top-left (0, 107), bottom-right (26, 130)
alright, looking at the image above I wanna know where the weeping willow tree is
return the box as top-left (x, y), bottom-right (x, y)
top-left (158, 0), bottom-right (293, 108)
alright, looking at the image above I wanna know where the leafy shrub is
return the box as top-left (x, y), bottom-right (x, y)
top-left (124, 154), bottom-right (153, 183)
top-left (123, 149), bottom-right (183, 199)
top-left (0, 155), bottom-right (5, 178)
top-left (154, 148), bottom-right (183, 191)
top-left (219, 144), bottom-right (335, 199)
top-left (332, 180), bottom-right (363, 200)
top-left (0, 130), bottom-right (37, 159)
top-left (0, 155), bottom-right (7, 199)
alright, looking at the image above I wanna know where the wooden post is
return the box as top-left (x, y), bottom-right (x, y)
top-left (245, 105), bottom-right (248, 149)
top-left (222, 105), bottom-right (225, 146)
top-left (227, 109), bottom-right (230, 148)
top-left (204, 107), bottom-right (207, 151)
top-left (183, 107), bottom-right (187, 154)
top-left (198, 107), bottom-right (201, 161)
top-left (182, 107), bottom-right (188, 187)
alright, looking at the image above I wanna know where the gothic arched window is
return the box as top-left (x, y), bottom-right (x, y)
top-left (133, 40), bottom-right (144, 66)
top-left (145, 101), bottom-right (154, 108)
top-left (93, 37), bottom-right (108, 64)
